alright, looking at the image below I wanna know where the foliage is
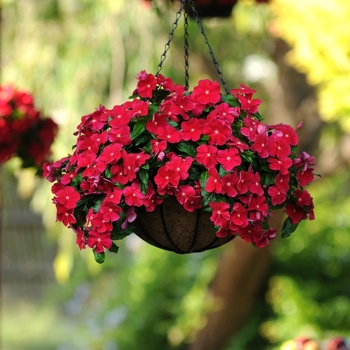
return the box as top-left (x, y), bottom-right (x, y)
top-left (270, 0), bottom-right (350, 131)
top-left (260, 170), bottom-right (350, 347)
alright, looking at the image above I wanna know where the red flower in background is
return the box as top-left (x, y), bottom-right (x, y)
top-left (0, 84), bottom-right (58, 171)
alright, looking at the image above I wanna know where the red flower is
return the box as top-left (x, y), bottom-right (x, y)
top-left (56, 207), bottom-right (77, 226)
top-left (250, 133), bottom-right (270, 158)
top-left (205, 168), bottom-right (222, 194)
top-left (267, 157), bottom-right (292, 175)
top-left (286, 202), bottom-right (306, 224)
top-left (136, 70), bottom-right (157, 98)
top-left (230, 202), bottom-right (249, 228)
top-left (108, 123), bottom-right (131, 145)
top-left (166, 154), bottom-right (193, 181)
top-left (274, 123), bottom-right (299, 146)
top-left (230, 84), bottom-right (256, 99)
top-left (77, 136), bottom-right (99, 154)
top-left (216, 147), bottom-right (241, 171)
top-left (247, 171), bottom-right (264, 196)
top-left (146, 113), bottom-right (169, 134)
top-left (203, 119), bottom-right (232, 145)
top-left (55, 186), bottom-right (80, 210)
top-left (150, 139), bottom-right (167, 156)
top-left (296, 168), bottom-right (314, 187)
top-left (87, 230), bottom-right (112, 253)
top-left (221, 173), bottom-right (239, 197)
top-left (236, 170), bottom-right (253, 194)
top-left (268, 186), bottom-right (287, 205)
top-left (99, 143), bottom-right (123, 164)
top-left (155, 124), bottom-right (182, 143)
top-left (246, 195), bottom-right (268, 220)
top-left (238, 224), bottom-right (263, 244)
top-left (236, 95), bottom-right (261, 114)
top-left (100, 201), bottom-right (122, 222)
top-left (240, 116), bottom-right (259, 141)
top-left (192, 79), bottom-right (221, 105)
top-left (175, 185), bottom-right (196, 205)
top-left (154, 165), bottom-right (180, 191)
top-left (195, 144), bottom-right (218, 169)
top-left (74, 227), bottom-right (86, 250)
top-left (127, 99), bottom-right (149, 118)
top-left (209, 201), bottom-right (230, 226)
top-left (207, 102), bottom-right (239, 125)
top-left (269, 136), bottom-right (291, 160)
top-left (123, 181), bottom-right (146, 207)
top-left (275, 173), bottom-right (290, 192)
top-left (181, 118), bottom-right (203, 141)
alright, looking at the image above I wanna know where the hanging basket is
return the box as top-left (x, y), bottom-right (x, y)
top-left (44, 0), bottom-right (316, 264)
top-left (186, 0), bottom-right (237, 18)
top-left (134, 196), bottom-right (234, 253)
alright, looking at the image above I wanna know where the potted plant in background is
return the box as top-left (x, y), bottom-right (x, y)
top-left (43, 70), bottom-right (316, 263)
top-left (0, 84), bottom-right (58, 172)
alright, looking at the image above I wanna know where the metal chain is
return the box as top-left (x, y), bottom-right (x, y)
top-left (156, 0), bottom-right (228, 94)
top-left (155, 0), bottom-right (185, 77)
top-left (184, 4), bottom-right (189, 90)
top-left (186, 0), bottom-right (229, 94)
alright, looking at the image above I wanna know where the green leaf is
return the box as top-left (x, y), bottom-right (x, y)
top-left (241, 151), bottom-right (254, 164)
top-left (221, 94), bottom-right (240, 107)
top-left (93, 250), bottom-right (105, 264)
top-left (148, 103), bottom-right (159, 115)
top-left (130, 120), bottom-right (146, 140)
top-left (105, 167), bottom-right (112, 179)
top-left (200, 170), bottom-right (209, 189)
top-left (109, 242), bottom-right (119, 254)
top-left (168, 120), bottom-right (179, 127)
top-left (176, 141), bottom-right (197, 157)
top-left (91, 197), bottom-right (103, 213)
top-left (138, 168), bottom-right (149, 194)
top-left (281, 217), bottom-right (299, 238)
top-left (219, 166), bottom-right (230, 177)
top-left (264, 173), bottom-right (276, 186)
top-left (133, 133), bottom-right (153, 147)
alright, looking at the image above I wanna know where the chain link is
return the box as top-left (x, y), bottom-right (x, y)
top-left (186, 0), bottom-right (229, 94)
top-left (184, 5), bottom-right (189, 90)
top-left (155, 0), bottom-right (185, 77)
top-left (156, 0), bottom-right (228, 94)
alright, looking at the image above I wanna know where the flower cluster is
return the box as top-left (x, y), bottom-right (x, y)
top-left (44, 71), bottom-right (315, 263)
top-left (0, 85), bottom-right (58, 171)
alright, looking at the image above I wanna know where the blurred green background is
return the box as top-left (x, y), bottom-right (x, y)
top-left (1, 0), bottom-right (350, 349)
